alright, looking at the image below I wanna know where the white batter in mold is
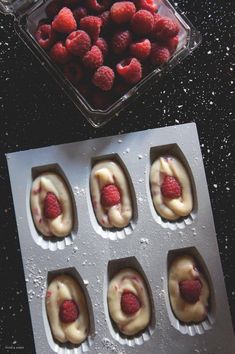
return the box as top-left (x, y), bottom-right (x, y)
top-left (150, 155), bottom-right (193, 221)
top-left (107, 268), bottom-right (151, 336)
top-left (90, 160), bottom-right (133, 228)
top-left (168, 255), bottom-right (210, 323)
top-left (30, 172), bottom-right (73, 237)
top-left (46, 274), bottom-right (90, 344)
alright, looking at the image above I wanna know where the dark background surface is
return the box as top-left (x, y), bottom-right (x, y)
top-left (0, 0), bottom-right (234, 353)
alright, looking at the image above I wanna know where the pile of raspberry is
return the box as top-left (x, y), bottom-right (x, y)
top-left (35, 0), bottom-right (180, 109)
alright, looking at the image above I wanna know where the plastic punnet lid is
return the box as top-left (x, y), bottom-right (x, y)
top-left (0, 0), bottom-right (38, 16)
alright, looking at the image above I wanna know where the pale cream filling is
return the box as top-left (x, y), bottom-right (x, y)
top-left (30, 173), bottom-right (73, 237)
top-left (168, 255), bottom-right (210, 323)
top-left (90, 160), bottom-right (132, 228)
top-left (150, 156), bottom-right (193, 221)
top-left (46, 275), bottom-right (90, 344)
top-left (107, 268), bottom-right (151, 336)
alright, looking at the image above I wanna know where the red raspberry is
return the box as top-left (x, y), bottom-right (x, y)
top-left (72, 6), bottom-right (88, 23)
top-left (110, 1), bottom-right (136, 24)
top-left (80, 16), bottom-right (102, 42)
top-left (50, 41), bottom-right (72, 64)
top-left (150, 43), bottom-right (170, 65)
top-left (66, 30), bottom-right (91, 57)
top-left (44, 192), bottom-right (62, 219)
top-left (152, 16), bottom-right (180, 39)
top-left (112, 30), bottom-right (132, 55)
top-left (101, 184), bottom-right (121, 207)
top-left (163, 35), bottom-right (179, 53)
top-left (83, 45), bottom-right (103, 69)
top-left (121, 291), bottom-right (141, 315)
top-left (161, 175), bottom-right (182, 199)
top-left (35, 24), bottom-right (56, 50)
top-left (46, 0), bottom-right (63, 19)
top-left (87, 0), bottom-right (110, 13)
top-left (137, 0), bottom-right (157, 13)
top-left (99, 10), bottom-right (111, 28)
top-left (116, 57), bottom-right (142, 84)
top-left (64, 62), bottom-right (83, 84)
top-left (95, 37), bottom-right (108, 56)
top-left (52, 7), bottom-right (77, 34)
top-left (179, 279), bottom-right (202, 304)
top-left (131, 10), bottom-right (154, 36)
top-left (92, 91), bottom-right (110, 109)
top-left (130, 38), bottom-right (151, 61)
top-left (59, 300), bottom-right (79, 323)
top-left (92, 66), bottom-right (114, 91)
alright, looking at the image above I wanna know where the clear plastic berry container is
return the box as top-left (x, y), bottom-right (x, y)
top-left (0, 0), bottom-right (201, 127)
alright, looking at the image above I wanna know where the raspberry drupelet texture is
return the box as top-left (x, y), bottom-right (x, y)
top-left (95, 37), bottom-right (109, 56)
top-left (150, 43), bottom-right (170, 65)
top-left (35, 24), bottom-right (56, 50)
top-left (99, 10), bottom-right (111, 28)
top-left (130, 38), bottom-right (151, 61)
top-left (50, 41), bottom-right (72, 64)
top-left (131, 9), bottom-right (154, 36)
top-left (52, 7), bottom-right (77, 34)
top-left (152, 16), bottom-right (180, 39)
top-left (161, 175), bottom-right (182, 199)
top-left (46, 0), bottom-right (63, 19)
top-left (64, 62), bottom-right (83, 84)
top-left (80, 16), bottom-right (102, 42)
top-left (110, 1), bottom-right (136, 24)
top-left (65, 30), bottom-right (91, 57)
top-left (112, 30), bottom-right (132, 55)
top-left (59, 300), bottom-right (79, 323)
top-left (92, 66), bottom-right (114, 91)
top-left (101, 184), bottom-right (121, 207)
top-left (116, 57), bottom-right (142, 84)
top-left (137, 0), bottom-right (157, 13)
top-left (72, 6), bottom-right (88, 23)
top-left (83, 45), bottom-right (103, 69)
top-left (163, 35), bottom-right (179, 53)
top-left (87, 0), bottom-right (110, 13)
top-left (44, 192), bottom-right (62, 219)
top-left (121, 291), bottom-right (141, 315)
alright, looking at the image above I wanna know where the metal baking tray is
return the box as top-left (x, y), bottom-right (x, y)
top-left (6, 123), bottom-right (235, 353)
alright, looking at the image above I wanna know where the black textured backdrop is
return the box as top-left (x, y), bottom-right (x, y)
top-left (0, 0), bottom-right (234, 353)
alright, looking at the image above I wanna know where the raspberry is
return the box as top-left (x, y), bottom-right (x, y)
top-left (161, 175), bottom-right (182, 199)
top-left (44, 192), bottom-right (62, 219)
top-left (101, 184), bottom-right (121, 207)
top-left (179, 279), bottom-right (202, 304)
top-left (99, 10), bottom-right (111, 28)
top-left (87, 0), bottom-right (110, 13)
top-left (150, 43), bottom-right (170, 65)
top-left (35, 24), bottom-right (56, 50)
top-left (131, 10), bottom-right (154, 36)
top-left (66, 30), bottom-right (91, 57)
top-left (112, 30), bottom-right (132, 55)
top-left (163, 35), bottom-right (179, 53)
top-left (95, 37), bottom-right (108, 56)
top-left (59, 300), bottom-right (79, 323)
top-left (152, 16), bottom-right (180, 39)
top-left (130, 38), bottom-right (151, 61)
top-left (46, 0), bottom-right (63, 19)
top-left (110, 1), bottom-right (136, 24)
top-left (137, 0), bottom-right (157, 13)
top-left (52, 7), bottom-right (77, 34)
top-left (121, 291), bottom-right (141, 315)
top-left (83, 45), bottom-right (103, 69)
top-left (72, 6), bottom-right (88, 23)
top-left (116, 58), bottom-right (142, 84)
top-left (50, 41), bottom-right (72, 64)
top-left (64, 62), bottom-right (83, 84)
top-left (80, 16), bottom-right (102, 42)
top-left (92, 66), bottom-right (114, 91)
